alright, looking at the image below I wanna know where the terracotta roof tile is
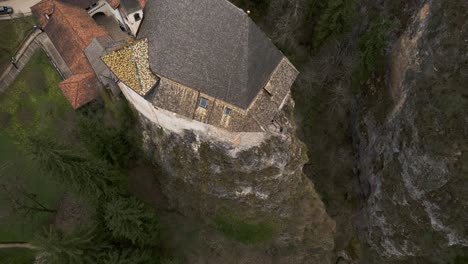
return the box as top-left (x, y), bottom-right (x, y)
top-left (32, 0), bottom-right (109, 108)
top-left (106, 0), bottom-right (120, 9)
top-left (58, 0), bottom-right (97, 9)
top-left (31, 0), bottom-right (54, 27)
top-left (59, 73), bottom-right (100, 109)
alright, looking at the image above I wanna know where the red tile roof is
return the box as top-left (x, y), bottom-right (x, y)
top-left (58, 0), bottom-right (97, 9)
top-left (106, 0), bottom-right (120, 9)
top-left (32, 0), bottom-right (109, 109)
top-left (59, 73), bottom-right (101, 109)
top-left (101, 0), bottom-right (145, 9)
top-left (31, 0), bottom-right (54, 27)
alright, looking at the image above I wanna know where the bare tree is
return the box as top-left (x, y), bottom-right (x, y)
top-left (1, 182), bottom-right (57, 215)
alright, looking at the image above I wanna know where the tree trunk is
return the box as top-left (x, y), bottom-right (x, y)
top-left (0, 242), bottom-right (38, 249)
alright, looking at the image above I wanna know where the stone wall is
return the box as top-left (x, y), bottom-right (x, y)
top-left (147, 57), bottom-right (298, 133)
top-left (119, 81), bottom-right (268, 150)
top-left (247, 58), bottom-right (299, 131)
top-left (149, 76), bottom-right (199, 118)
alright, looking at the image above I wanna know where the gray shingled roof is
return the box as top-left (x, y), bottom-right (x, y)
top-left (138, 0), bottom-right (283, 109)
top-left (59, 0), bottom-right (97, 9)
top-left (121, 0), bottom-right (141, 13)
top-left (84, 36), bottom-right (119, 85)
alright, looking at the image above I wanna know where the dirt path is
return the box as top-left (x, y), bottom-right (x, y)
top-left (0, 242), bottom-right (38, 249)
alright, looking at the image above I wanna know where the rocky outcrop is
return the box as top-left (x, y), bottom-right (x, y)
top-left (139, 104), bottom-right (335, 263)
top-left (355, 1), bottom-right (468, 262)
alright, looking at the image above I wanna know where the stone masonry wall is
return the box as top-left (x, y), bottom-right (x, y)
top-left (149, 76), bottom-right (199, 118)
top-left (147, 57), bottom-right (298, 133)
top-left (247, 58), bottom-right (299, 130)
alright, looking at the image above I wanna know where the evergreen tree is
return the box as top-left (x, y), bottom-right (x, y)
top-left (34, 227), bottom-right (107, 264)
top-left (104, 196), bottom-right (159, 246)
top-left (313, 0), bottom-right (356, 49)
top-left (356, 17), bottom-right (392, 82)
top-left (101, 248), bottom-right (156, 264)
top-left (26, 134), bottom-right (122, 197)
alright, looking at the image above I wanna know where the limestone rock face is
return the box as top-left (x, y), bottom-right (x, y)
top-left (139, 113), bottom-right (335, 264)
top-left (355, 1), bottom-right (468, 262)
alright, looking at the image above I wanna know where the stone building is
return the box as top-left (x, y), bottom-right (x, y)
top-left (31, 0), bottom-right (146, 108)
top-left (57, 0), bottom-right (145, 36)
top-left (32, 0), bottom-right (298, 133)
top-left (31, 0), bottom-right (109, 108)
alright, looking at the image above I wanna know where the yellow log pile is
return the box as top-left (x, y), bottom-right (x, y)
top-left (102, 38), bottom-right (157, 95)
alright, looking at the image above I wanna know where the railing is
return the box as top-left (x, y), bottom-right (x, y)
top-left (12, 28), bottom-right (38, 61)
top-left (37, 38), bottom-right (66, 80)
top-left (0, 28), bottom-right (41, 82)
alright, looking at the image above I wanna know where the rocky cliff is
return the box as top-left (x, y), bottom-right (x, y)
top-left (354, 1), bottom-right (467, 262)
top-left (130, 0), bottom-right (467, 263)
top-left (138, 103), bottom-right (335, 263)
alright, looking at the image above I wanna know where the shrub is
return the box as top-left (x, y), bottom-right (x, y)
top-left (313, 0), bottom-right (356, 49)
top-left (215, 214), bottom-right (273, 244)
top-left (454, 255), bottom-right (468, 264)
top-left (101, 248), bottom-right (156, 264)
top-left (34, 227), bottom-right (106, 264)
top-left (355, 18), bottom-right (392, 84)
top-left (104, 196), bottom-right (159, 246)
top-left (231, 0), bottom-right (271, 22)
top-left (78, 99), bottom-right (141, 170)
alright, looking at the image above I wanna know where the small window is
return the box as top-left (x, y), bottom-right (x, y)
top-left (198, 97), bottom-right (209, 109)
top-left (134, 13), bottom-right (141, 21)
top-left (223, 107), bottom-right (232, 115)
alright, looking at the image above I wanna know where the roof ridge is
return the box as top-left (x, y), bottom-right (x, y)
top-left (54, 0), bottom-right (107, 49)
top-left (53, 1), bottom-right (87, 47)
top-left (139, 0), bottom-right (284, 109)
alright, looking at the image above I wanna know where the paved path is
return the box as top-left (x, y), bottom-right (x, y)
top-left (0, 0), bottom-right (41, 18)
top-left (0, 31), bottom-right (72, 92)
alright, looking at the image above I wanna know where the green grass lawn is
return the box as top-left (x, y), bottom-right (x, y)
top-left (0, 248), bottom-right (36, 264)
top-left (0, 50), bottom-right (71, 263)
top-left (0, 133), bottom-right (64, 242)
top-left (0, 16), bottom-right (37, 71)
top-left (0, 50), bottom-right (72, 143)
top-left (0, 47), bottom-right (153, 262)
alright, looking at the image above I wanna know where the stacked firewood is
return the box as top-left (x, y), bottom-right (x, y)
top-left (132, 39), bottom-right (157, 94)
top-left (102, 39), bottom-right (157, 95)
top-left (102, 46), bottom-right (139, 90)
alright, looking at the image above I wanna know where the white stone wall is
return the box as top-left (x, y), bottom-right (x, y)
top-left (88, 0), bottom-right (126, 30)
top-left (123, 10), bottom-right (143, 35)
top-left (118, 82), bottom-right (269, 151)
